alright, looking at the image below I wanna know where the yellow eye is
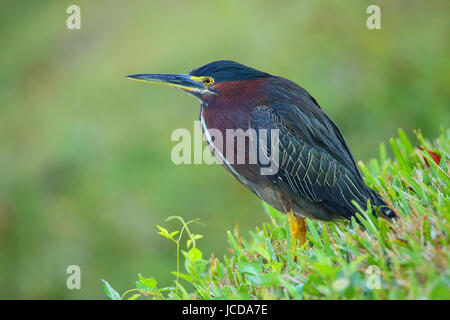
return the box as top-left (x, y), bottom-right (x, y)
top-left (203, 77), bottom-right (214, 86)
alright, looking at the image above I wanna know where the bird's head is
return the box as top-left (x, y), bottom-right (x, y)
top-left (127, 60), bottom-right (273, 105)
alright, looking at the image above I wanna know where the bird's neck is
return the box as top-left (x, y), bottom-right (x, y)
top-left (200, 78), bottom-right (267, 131)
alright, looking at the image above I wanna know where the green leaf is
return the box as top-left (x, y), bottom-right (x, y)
top-left (237, 262), bottom-right (262, 285)
top-left (156, 225), bottom-right (171, 239)
top-left (421, 150), bottom-right (449, 180)
top-left (137, 274), bottom-right (157, 292)
top-left (128, 293), bottom-right (141, 300)
top-left (187, 234), bottom-right (204, 248)
top-left (253, 245), bottom-right (270, 261)
top-left (398, 128), bottom-right (414, 155)
top-left (332, 278), bottom-right (350, 291)
top-left (101, 279), bottom-right (121, 300)
top-left (390, 138), bottom-right (411, 174)
top-left (265, 238), bottom-right (278, 262)
top-left (260, 272), bottom-right (280, 286)
top-left (188, 247), bottom-right (202, 262)
top-left (306, 218), bottom-right (323, 247)
top-left (227, 230), bottom-right (242, 254)
top-left (171, 271), bottom-right (194, 283)
top-left (170, 231), bottom-right (180, 238)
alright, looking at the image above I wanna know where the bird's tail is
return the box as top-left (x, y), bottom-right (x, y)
top-left (367, 188), bottom-right (397, 219)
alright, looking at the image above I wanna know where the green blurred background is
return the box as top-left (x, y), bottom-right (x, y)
top-left (0, 0), bottom-right (449, 299)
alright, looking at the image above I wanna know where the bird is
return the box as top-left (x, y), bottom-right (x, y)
top-left (127, 60), bottom-right (395, 248)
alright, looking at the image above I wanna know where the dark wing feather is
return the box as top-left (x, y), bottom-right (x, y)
top-left (250, 105), bottom-right (373, 219)
top-left (266, 78), bottom-right (362, 180)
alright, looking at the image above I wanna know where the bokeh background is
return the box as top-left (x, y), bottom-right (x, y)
top-left (0, 0), bottom-right (449, 299)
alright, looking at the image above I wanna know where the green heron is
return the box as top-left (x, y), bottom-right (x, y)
top-left (127, 60), bottom-right (395, 247)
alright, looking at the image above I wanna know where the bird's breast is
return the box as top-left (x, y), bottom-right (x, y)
top-left (199, 106), bottom-right (264, 193)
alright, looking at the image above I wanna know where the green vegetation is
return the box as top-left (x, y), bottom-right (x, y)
top-left (102, 129), bottom-right (449, 299)
top-left (1, 1), bottom-right (449, 299)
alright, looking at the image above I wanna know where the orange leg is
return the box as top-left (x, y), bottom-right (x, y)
top-left (288, 210), bottom-right (306, 250)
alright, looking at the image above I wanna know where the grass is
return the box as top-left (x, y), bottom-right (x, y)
top-left (102, 128), bottom-right (449, 300)
top-left (2, 1), bottom-right (448, 299)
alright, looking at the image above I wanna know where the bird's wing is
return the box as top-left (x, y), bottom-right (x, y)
top-left (250, 105), bottom-right (370, 218)
top-left (268, 79), bottom-right (362, 180)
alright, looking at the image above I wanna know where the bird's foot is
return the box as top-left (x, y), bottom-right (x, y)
top-left (288, 210), bottom-right (306, 253)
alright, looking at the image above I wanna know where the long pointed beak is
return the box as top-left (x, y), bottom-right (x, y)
top-left (126, 73), bottom-right (203, 92)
